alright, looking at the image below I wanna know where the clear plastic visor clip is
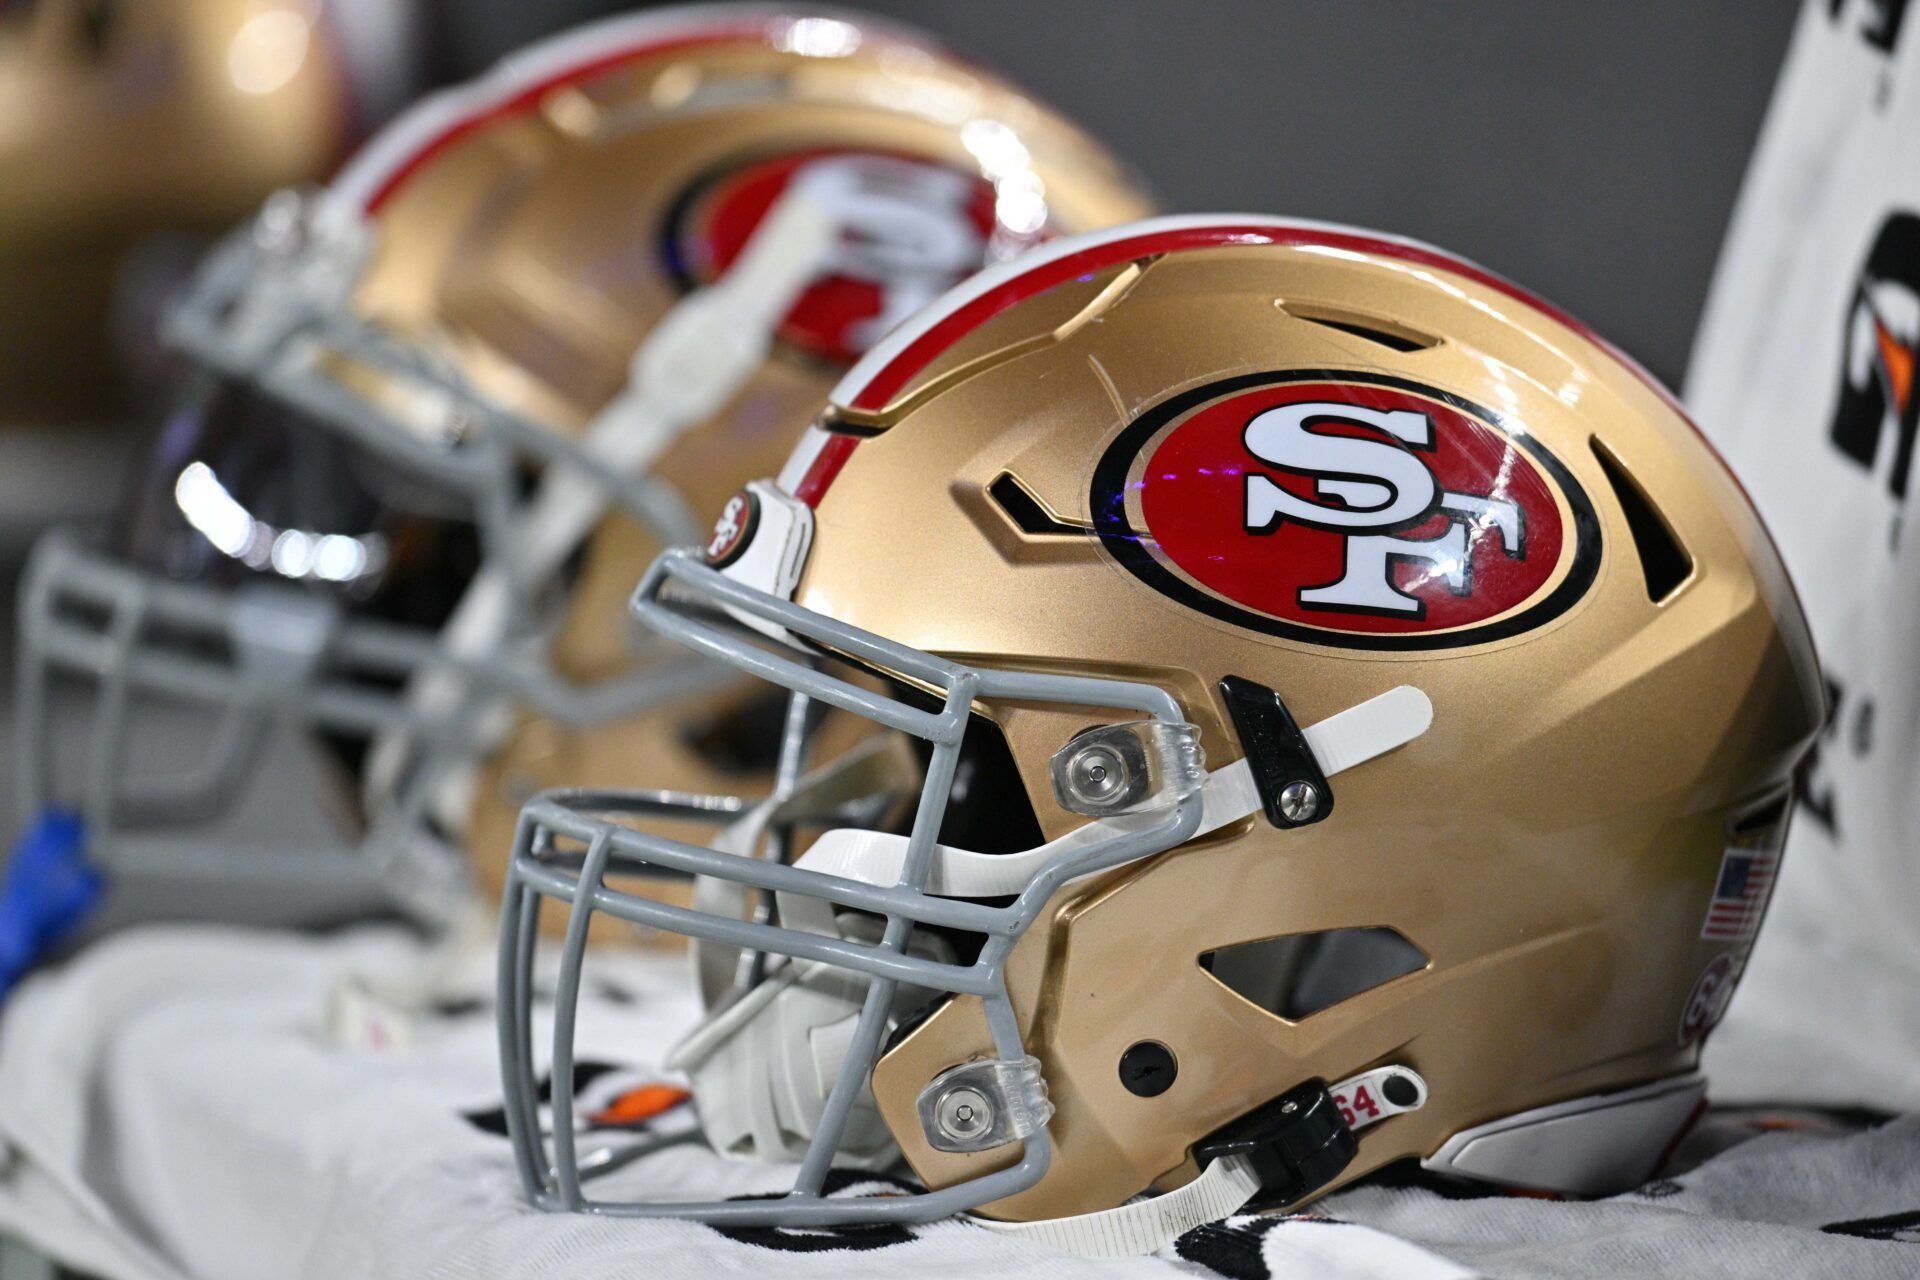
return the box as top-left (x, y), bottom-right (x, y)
top-left (916, 1056), bottom-right (1055, 1155)
top-left (1050, 720), bottom-right (1205, 819)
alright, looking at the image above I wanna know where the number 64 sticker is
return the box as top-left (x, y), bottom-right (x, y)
top-left (1330, 1065), bottom-right (1429, 1132)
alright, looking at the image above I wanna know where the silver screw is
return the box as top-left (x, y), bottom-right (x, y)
top-left (1065, 744), bottom-right (1129, 810)
top-left (1278, 780), bottom-right (1320, 822)
top-left (934, 1086), bottom-right (994, 1145)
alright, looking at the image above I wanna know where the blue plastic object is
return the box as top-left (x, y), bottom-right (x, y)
top-left (0, 810), bottom-right (101, 1001)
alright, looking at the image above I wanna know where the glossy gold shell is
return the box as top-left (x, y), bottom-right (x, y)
top-left (784, 239), bottom-right (1825, 1219)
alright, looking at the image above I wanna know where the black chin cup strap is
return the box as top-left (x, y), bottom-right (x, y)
top-left (1193, 1079), bottom-right (1357, 1210)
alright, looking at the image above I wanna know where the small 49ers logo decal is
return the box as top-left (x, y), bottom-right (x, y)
top-left (1091, 372), bottom-right (1599, 649)
top-left (705, 488), bottom-right (759, 568)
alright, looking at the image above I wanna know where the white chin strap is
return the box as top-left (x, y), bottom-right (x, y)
top-left (977, 1152), bottom-right (1266, 1258)
top-left (790, 684), bottom-right (1433, 900)
top-left (360, 185), bottom-right (840, 816)
top-left (679, 685), bottom-right (1432, 1256)
top-left (976, 1065), bottom-right (1430, 1259)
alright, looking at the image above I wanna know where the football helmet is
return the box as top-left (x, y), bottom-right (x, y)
top-left (0, 0), bottom-right (416, 529)
top-left (499, 215), bottom-right (1824, 1250)
top-left (13, 6), bottom-right (1154, 932)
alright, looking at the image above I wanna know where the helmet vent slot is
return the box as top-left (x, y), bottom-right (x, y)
top-left (987, 473), bottom-right (1088, 537)
top-left (1200, 926), bottom-right (1428, 1021)
top-left (1287, 306), bottom-right (1440, 354)
top-left (1590, 438), bottom-right (1693, 602)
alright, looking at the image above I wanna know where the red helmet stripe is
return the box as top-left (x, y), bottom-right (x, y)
top-left (791, 434), bottom-right (860, 507)
top-left (844, 221), bottom-right (1689, 420)
top-left (348, 7), bottom-right (942, 215)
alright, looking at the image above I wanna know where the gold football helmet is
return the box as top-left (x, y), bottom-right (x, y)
top-left (499, 215), bottom-right (1824, 1248)
top-left (0, 0), bottom-right (416, 533)
top-left (13, 5), bottom-right (1154, 937)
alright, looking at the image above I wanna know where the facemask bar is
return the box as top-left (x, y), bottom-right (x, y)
top-left (724, 687), bottom-right (818, 1000)
top-left (166, 190), bottom-right (704, 587)
top-left (10, 190), bottom-right (758, 923)
top-left (498, 548), bottom-right (1205, 1226)
top-left (15, 529), bottom-right (741, 919)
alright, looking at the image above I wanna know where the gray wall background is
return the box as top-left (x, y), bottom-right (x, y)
top-left (450, 0), bottom-right (1804, 388)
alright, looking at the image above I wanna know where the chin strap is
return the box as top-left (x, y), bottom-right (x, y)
top-left (974, 1067), bottom-right (1429, 1258)
top-left (975, 1152), bottom-right (1266, 1258)
top-left (790, 684), bottom-right (1433, 900)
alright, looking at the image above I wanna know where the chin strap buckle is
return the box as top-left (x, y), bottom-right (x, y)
top-left (972, 1066), bottom-right (1427, 1258)
top-left (1218, 676), bottom-right (1336, 828)
top-left (1193, 1078), bottom-right (1358, 1209)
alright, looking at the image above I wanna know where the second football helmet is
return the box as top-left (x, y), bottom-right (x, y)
top-left (12, 5), bottom-right (1153, 933)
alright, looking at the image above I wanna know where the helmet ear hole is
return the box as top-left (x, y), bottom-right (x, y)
top-left (1117, 1041), bottom-right (1178, 1097)
top-left (1200, 927), bottom-right (1429, 1022)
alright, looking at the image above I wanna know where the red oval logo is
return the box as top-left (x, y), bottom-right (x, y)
top-left (1091, 374), bottom-right (1598, 649)
top-left (668, 149), bottom-right (1004, 365)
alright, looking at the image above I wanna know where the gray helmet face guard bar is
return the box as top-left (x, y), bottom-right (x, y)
top-left (498, 548), bottom-right (1205, 1227)
top-left (16, 528), bottom-right (736, 920)
top-left (11, 192), bottom-right (740, 923)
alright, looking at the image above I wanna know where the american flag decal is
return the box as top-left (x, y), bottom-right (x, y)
top-left (1701, 835), bottom-right (1783, 942)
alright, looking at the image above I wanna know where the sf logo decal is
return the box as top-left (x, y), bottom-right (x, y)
top-left (1241, 401), bottom-right (1527, 617)
top-left (669, 148), bottom-right (1001, 365)
top-left (1092, 372), bottom-right (1599, 650)
top-left (788, 156), bottom-right (990, 352)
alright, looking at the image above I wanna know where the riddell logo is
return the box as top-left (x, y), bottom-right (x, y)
top-left (1091, 373), bottom-right (1599, 650)
top-left (667, 149), bottom-right (1003, 364)
top-left (1831, 211), bottom-right (1920, 502)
